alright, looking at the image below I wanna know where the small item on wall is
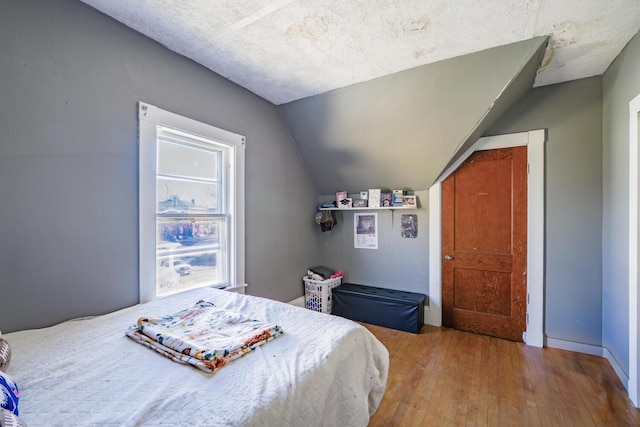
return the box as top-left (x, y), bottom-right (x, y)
top-left (381, 192), bottom-right (393, 207)
top-left (352, 199), bottom-right (368, 208)
top-left (316, 211), bottom-right (337, 232)
top-left (354, 213), bottom-right (378, 249)
top-left (360, 191), bottom-right (368, 200)
top-left (403, 195), bottom-right (417, 207)
top-left (368, 189), bottom-right (381, 207)
top-left (401, 214), bottom-right (418, 238)
top-left (393, 189), bottom-right (404, 206)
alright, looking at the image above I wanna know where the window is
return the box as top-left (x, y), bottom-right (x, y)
top-left (139, 103), bottom-right (245, 302)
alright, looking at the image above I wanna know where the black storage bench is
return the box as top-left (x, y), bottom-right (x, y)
top-left (332, 283), bottom-right (426, 333)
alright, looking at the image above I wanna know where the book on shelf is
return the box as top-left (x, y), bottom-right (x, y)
top-left (381, 192), bottom-right (393, 207)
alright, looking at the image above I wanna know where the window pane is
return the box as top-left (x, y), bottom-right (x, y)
top-left (157, 178), bottom-right (220, 214)
top-left (156, 250), bottom-right (222, 296)
top-left (156, 217), bottom-right (223, 251)
top-left (156, 217), bottom-right (227, 296)
top-left (158, 139), bottom-right (220, 180)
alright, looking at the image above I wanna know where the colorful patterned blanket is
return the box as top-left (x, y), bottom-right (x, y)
top-left (126, 300), bottom-right (284, 373)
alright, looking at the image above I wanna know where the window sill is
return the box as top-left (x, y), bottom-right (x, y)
top-left (218, 283), bottom-right (248, 294)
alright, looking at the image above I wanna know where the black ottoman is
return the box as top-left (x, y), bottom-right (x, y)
top-left (332, 283), bottom-right (427, 333)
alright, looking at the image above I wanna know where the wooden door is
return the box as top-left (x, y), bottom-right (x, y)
top-left (442, 146), bottom-right (527, 341)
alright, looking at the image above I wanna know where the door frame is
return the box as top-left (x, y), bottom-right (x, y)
top-left (428, 129), bottom-right (546, 347)
top-left (628, 94), bottom-right (640, 406)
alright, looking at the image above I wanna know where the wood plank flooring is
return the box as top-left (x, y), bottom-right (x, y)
top-left (364, 324), bottom-right (640, 426)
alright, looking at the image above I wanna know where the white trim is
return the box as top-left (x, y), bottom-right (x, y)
top-left (428, 184), bottom-right (442, 326)
top-left (427, 130), bottom-right (546, 347)
top-left (628, 94), bottom-right (640, 406)
top-left (221, 283), bottom-right (248, 294)
top-left (439, 132), bottom-right (537, 181)
top-left (605, 347), bottom-right (631, 391)
top-left (546, 337), bottom-right (604, 357)
top-left (138, 102), bottom-right (246, 303)
top-left (545, 338), bottom-right (629, 389)
top-left (139, 111), bottom-right (157, 304)
top-left (527, 131), bottom-right (545, 347)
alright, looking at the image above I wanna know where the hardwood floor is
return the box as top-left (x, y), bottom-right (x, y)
top-left (364, 324), bottom-right (640, 426)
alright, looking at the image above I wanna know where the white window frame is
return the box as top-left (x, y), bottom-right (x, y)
top-left (138, 102), bottom-right (246, 302)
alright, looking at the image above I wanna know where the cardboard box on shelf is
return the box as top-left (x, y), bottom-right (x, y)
top-left (338, 197), bottom-right (353, 208)
top-left (368, 189), bottom-right (381, 208)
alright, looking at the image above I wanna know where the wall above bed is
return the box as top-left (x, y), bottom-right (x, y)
top-left (0, 0), bottom-right (319, 333)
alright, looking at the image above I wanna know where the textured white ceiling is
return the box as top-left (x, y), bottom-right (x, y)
top-left (80, 0), bottom-right (640, 105)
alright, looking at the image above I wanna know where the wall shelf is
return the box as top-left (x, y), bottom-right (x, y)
top-left (320, 206), bottom-right (417, 211)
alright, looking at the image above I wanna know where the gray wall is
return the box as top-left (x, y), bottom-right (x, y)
top-left (318, 191), bottom-right (429, 294)
top-left (0, 0), bottom-right (319, 333)
top-left (316, 77), bottom-right (605, 350)
top-left (487, 77), bottom-right (604, 346)
top-left (602, 30), bottom-right (640, 377)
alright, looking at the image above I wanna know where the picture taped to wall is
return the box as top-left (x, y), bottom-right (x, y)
top-left (354, 213), bottom-right (378, 249)
top-left (401, 214), bottom-right (417, 238)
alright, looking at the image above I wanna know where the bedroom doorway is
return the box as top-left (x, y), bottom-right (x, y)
top-left (441, 146), bottom-right (527, 341)
top-left (428, 129), bottom-right (545, 347)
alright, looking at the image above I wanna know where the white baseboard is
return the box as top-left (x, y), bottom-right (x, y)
top-left (288, 296), bottom-right (305, 308)
top-left (424, 305), bottom-right (443, 327)
top-left (546, 337), bottom-right (629, 390)
top-left (603, 347), bottom-right (630, 390)
top-left (524, 330), bottom-right (544, 348)
top-left (545, 337), bottom-right (604, 356)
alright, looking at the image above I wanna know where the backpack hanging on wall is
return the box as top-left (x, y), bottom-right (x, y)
top-left (315, 211), bottom-right (337, 232)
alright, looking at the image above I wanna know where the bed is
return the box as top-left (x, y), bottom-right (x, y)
top-left (2, 287), bottom-right (389, 426)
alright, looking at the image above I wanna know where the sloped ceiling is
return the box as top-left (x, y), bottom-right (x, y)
top-left (278, 37), bottom-right (548, 194)
top-left (75, 1), bottom-right (638, 194)
top-left (78, 0), bottom-right (640, 105)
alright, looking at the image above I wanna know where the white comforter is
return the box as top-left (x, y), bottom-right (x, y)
top-left (4, 287), bottom-right (389, 427)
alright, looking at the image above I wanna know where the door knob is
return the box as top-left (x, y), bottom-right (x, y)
top-left (444, 255), bottom-right (454, 260)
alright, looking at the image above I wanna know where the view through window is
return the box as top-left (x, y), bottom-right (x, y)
top-left (138, 103), bottom-right (245, 302)
top-left (156, 127), bottom-right (228, 296)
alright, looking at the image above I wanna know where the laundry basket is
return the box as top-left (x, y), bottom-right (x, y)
top-left (303, 276), bottom-right (342, 313)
